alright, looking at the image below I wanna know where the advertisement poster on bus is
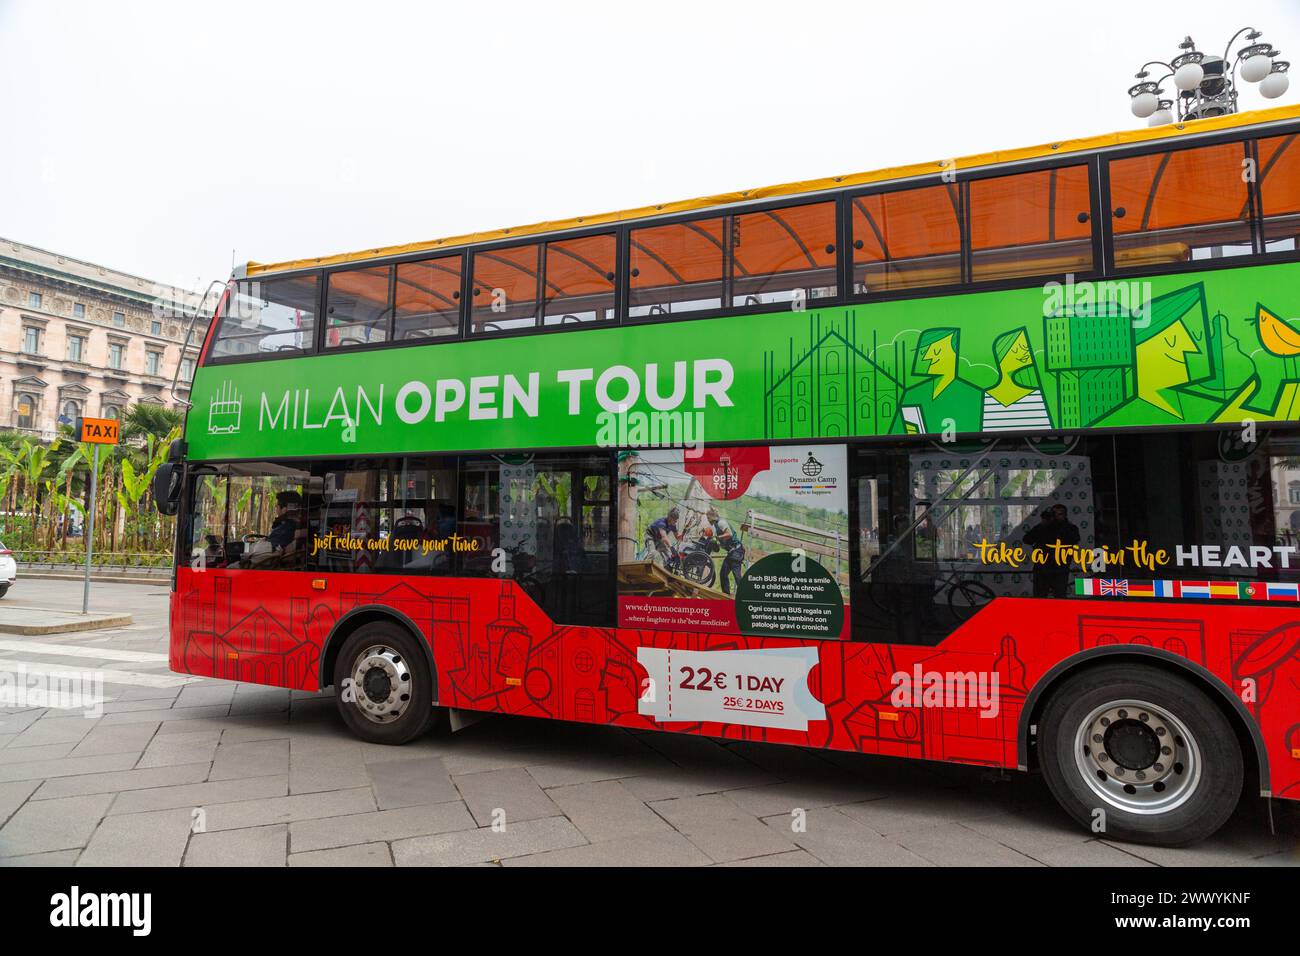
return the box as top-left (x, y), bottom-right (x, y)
top-left (618, 443), bottom-right (850, 639)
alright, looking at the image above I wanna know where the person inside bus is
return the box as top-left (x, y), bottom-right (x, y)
top-left (1023, 504), bottom-right (1079, 598)
top-left (705, 506), bottom-right (746, 595)
top-left (642, 506), bottom-right (681, 566)
top-left (245, 490), bottom-right (307, 568)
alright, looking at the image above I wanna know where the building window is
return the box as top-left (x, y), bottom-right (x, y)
top-left (66, 335), bottom-right (85, 363)
top-left (179, 358), bottom-right (194, 381)
top-left (16, 394), bottom-right (37, 429)
top-left (151, 320), bottom-right (162, 336)
top-left (102, 404), bottom-right (122, 421)
top-left (146, 351), bottom-right (161, 376)
top-left (22, 327), bottom-right (40, 354)
top-left (27, 291), bottom-right (42, 309)
top-left (73, 303), bottom-right (85, 319)
top-left (60, 400), bottom-right (81, 424)
top-left (113, 311), bottom-right (126, 328)
top-left (109, 343), bottom-right (124, 370)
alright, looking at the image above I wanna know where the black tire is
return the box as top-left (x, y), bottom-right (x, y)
top-left (332, 622), bottom-right (436, 745)
top-left (1038, 663), bottom-right (1243, 847)
top-left (0, 585), bottom-right (8, 599)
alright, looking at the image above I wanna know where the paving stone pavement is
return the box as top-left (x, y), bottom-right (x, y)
top-left (1, 578), bottom-right (1298, 867)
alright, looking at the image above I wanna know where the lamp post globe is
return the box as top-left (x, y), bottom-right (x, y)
top-left (1174, 61), bottom-right (1204, 91)
top-left (1260, 68), bottom-right (1290, 98)
top-left (1241, 52), bottom-right (1273, 82)
top-left (1130, 91), bottom-right (1159, 117)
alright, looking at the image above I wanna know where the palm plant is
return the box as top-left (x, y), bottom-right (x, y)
top-left (120, 405), bottom-right (183, 446)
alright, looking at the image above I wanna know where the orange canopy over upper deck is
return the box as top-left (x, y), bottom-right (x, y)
top-left (243, 103), bottom-right (1300, 280)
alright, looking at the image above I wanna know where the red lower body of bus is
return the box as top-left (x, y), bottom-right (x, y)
top-left (169, 567), bottom-right (1300, 800)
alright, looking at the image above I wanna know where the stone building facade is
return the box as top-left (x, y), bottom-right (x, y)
top-left (0, 237), bottom-right (210, 439)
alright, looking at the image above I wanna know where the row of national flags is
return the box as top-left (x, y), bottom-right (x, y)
top-left (1075, 578), bottom-right (1300, 601)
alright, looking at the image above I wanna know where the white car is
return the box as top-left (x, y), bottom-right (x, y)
top-left (0, 542), bottom-right (15, 599)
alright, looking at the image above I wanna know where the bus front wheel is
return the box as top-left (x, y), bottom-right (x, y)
top-left (333, 623), bottom-right (436, 745)
top-left (1038, 663), bottom-right (1243, 847)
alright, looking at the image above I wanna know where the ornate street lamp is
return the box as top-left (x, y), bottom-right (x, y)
top-left (1127, 28), bottom-right (1289, 126)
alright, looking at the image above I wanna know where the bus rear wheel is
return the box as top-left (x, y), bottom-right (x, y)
top-left (1038, 664), bottom-right (1242, 847)
top-left (333, 623), bottom-right (435, 745)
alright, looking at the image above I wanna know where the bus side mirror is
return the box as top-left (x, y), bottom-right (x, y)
top-left (154, 462), bottom-right (182, 516)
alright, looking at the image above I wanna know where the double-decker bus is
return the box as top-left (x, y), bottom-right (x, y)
top-left (156, 103), bottom-right (1300, 846)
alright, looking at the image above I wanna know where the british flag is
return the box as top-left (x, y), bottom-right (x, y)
top-left (1098, 579), bottom-right (1129, 596)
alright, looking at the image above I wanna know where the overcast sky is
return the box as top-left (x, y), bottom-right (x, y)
top-left (2, 0), bottom-right (1297, 291)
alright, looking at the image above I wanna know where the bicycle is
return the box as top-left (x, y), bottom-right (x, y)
top-left (866, 560), bottom-right (996, 623)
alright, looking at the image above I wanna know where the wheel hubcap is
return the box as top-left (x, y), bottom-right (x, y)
top-left (1074, 698), bottom-right (1201, 815)
top-left (349, 645), bottom-right (412, 724)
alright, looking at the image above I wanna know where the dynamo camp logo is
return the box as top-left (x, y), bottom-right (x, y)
top-left (781, 451), bottom-right (836, 497)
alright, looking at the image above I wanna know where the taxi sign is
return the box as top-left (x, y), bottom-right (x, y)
top-left (77, 416), bottom-right (120, 445)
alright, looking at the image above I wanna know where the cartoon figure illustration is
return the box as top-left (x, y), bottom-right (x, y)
top-left (892, 328), bottom-right (984, 435)
top-left (760, 282), bottom-right (1297, 438)
top-left (981, 327), bottom-right (1052, 431)
top-left (1096, 286), bottom-right (1218, 426)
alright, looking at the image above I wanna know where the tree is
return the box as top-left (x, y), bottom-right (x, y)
top-left (120, 404), bottom-right (183, 446)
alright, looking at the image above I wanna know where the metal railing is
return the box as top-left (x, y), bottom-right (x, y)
top-left (12, 550), bottom-right (172, 572)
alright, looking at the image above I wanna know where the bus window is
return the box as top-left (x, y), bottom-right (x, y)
top-left (458, 452), bottom-right (614, 626)
top-left (851, 428), bottom-right (1300, 647)
top-left (628, 216), bottom-right (725, 318)
top-left (969, 165), bottom-right (1093, 282)
top-left (852, 183), bottom-right (962, 293)
top-left (186, 464), bottom-right (311, 571)
top-left (1258, 134), bottom-right (1300, 254)
top-left (542, 233), bottom-right (616, 326)
top-left (851, 437), bottom-right (1117, 646)
top-left (470, 243), bottom-right (541, 334)
top-left (210, 274), bottom-right (319, 359)
top-left (325, 265), bottom-right (391, 349)
top-left (306, 457), bottom-right (458, 574)
top-left (188, 473), bottom-right (226, 569)
top-left (1108, 140), bottom-right (1254, 267)
top-left (732, 200), bottom-right (837, 307)
top-left (394, 254), bottom-right (462, 340)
